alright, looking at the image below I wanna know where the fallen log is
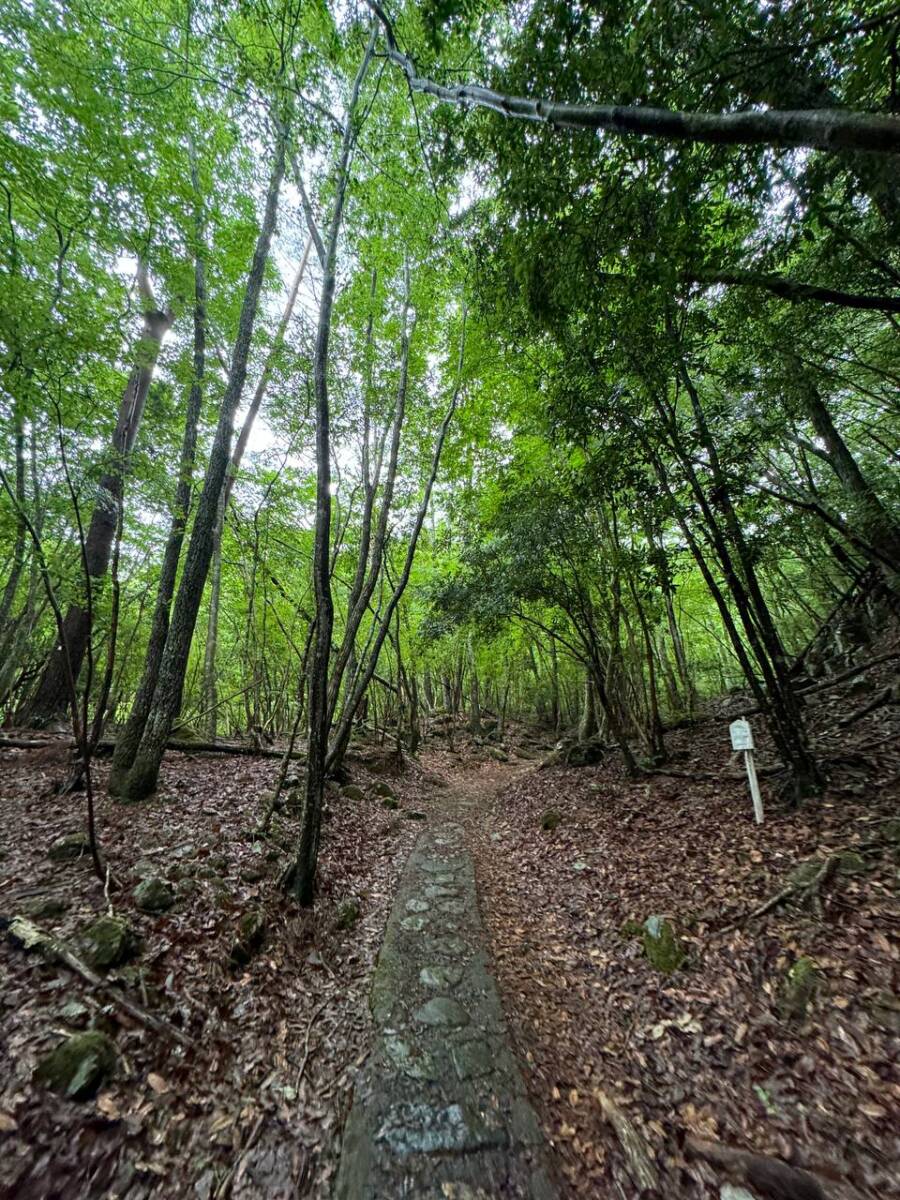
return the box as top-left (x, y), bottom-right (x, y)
top-left (0, 735), bottom-right (306, 763)
top-left (6, 915), bottom-right (194, 1049)
top-left (685, 1135), bottom-right (828, 1200)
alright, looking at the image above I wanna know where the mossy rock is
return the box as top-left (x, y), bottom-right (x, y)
top-left (642, 915), bottom-right (685, 973)
top-left (336, 899), bottom-right (361, 930)
top-left (21, 895), bottom-right (68, 919)
top-left (48, 833), bottom-right (92, 863)
top-left (541, 809), bottom-right (562, 832)
top-left (881, 818), bottom-right (900, 845)
top-left (170, 723), bottom-right (203, 743)
top-left (133, 877), bottom-right (175, 913)
top-left (787, 858), bottom-right (824, 888)
top-left (485, 746), bottom-right (509, 762)
top-left (402, 810), bottom-right (427, 821)
top-left (80, 916), bottom-right (138, 970)
top-left (381, 796), bottom-right (399, 810)
top-left (778, 956), bottom-right (819, 1020)
top-left (835, 850), bottom-right (866, 876)
top-left (229, 910), bottom-right (267, 966)
top-left (374, 781), bottom-right (396, 799)
top-left (341, 784), bottom-right (366, 802)
top-left (34, 1031), bottom-right (117, 1099)
top-left (620, 919), bottom-right (645, 939)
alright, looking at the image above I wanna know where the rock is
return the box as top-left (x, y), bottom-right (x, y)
top-left (414, 996), bottom-right (470, 1027)
top-left (133, 877), bottom-right (175, 913)
top-left (374, 781), bottom-right (396, 799)
top-left (381, 796), bottom-right (399, 810)
top-left (58, 1000), bottom-right (91, 1028)
top-left (48, 832), bottom-right (92, 863)
top-left (20, 895), bottom-right (68, 919)
top-left (485, 747), bottom-right (509, 762)
top-left (882, 817), bottom-right (900, 844)
top-left (336, 899), bottom-right (361, 930)
top-left (229, 910), bottom-right (267, 966)
top-left (176, 878), bottom-right (200, 899)
top-left (787, 858), bottom-right (823, 888)
top-left (541, 809), bottom-right (562, 832)
top-left (642, 915), bottom-right (685, 973)
top-left (80, 916), bottom-right (138, 970)
top-left (835, 849), bottom-right (866, 876)
top-left (133, 858), bottom-right (157, 879)
top-left (34, 1031), bottom-right (117, 1099)
top-left (405, 898), bottom-right (430, 913)
top-left (341, 784), bottom-right (366, 801)
top-left (419, 965), bottom-right (463, 989)
top-left (778, 956), bottom-right (819, 1020)
top-left (403, 810), bottom-right (427, 821)
top-left (240, 864), bottom-right (266, 884)
top-left (869, 990), bottom-right (900, 1035)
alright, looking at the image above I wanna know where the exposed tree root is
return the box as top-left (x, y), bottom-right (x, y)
top-left (594, 1087), bottom-right (660, 1191)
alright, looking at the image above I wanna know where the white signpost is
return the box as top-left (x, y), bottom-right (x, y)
top-left (730, 717), bottom-right (764, 824)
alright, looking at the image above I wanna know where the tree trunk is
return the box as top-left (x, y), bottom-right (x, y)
top-left (118, 120), bottom-right (288, 801)
top-left (26, 266), bottom-right (171, 725)
top-left (109, 154), bottom-right (207, 794)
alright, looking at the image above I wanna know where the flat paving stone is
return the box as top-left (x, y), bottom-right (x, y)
top-left (420, 964), bottom-right (463, 989)
top-left (401, 915), bottom-right (428, 932)
top-left (406, 898), bottom-right (431, 913)
top-left (415, 996), bottom-right (470, 1027)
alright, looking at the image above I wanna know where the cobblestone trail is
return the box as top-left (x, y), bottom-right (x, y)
top-left (334, 803), bottom-right (557, 1199)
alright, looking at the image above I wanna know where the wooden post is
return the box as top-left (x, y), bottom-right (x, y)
top-left (730, 717), bottom-right (763, 824)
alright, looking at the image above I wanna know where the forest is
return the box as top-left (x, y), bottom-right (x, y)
top-left (0, 1), bottom-right (898, 1198)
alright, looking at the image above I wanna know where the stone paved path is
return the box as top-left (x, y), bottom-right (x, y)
top-left (334, 805), bottom-right (557, 1199)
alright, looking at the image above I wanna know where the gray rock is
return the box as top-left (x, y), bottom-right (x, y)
top-left (229, 909), bottom-right (267, 966)
top-left (59, 1000), bottom-right (91, 1028)
top-left (133, 877), bottom-right (175, 913)
top-left (451, 1038), bottom-right (495, 1080)
top-left (401, 915), bottom-right (427, 932)
top-left (374, 781), bottom-right (396, 800)
top-left (376, 1102), bottom-right (492, 1155)
top-left (414, 996), bottom-right (470, 1027)
top-left (419, 964), bottom-right (463, 989)
top-left (20, 895), bottom-right (68, 918)
top-left (48, 832), bottom-right (92, 863)
top-left (405, 898), bottom-right (430, 913)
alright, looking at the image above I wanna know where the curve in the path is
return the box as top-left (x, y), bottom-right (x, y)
top-left (334, 804), bottom-right (557, 1199)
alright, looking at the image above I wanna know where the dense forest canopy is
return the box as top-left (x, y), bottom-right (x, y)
top-left (1, 0), bottom-right (898, 900)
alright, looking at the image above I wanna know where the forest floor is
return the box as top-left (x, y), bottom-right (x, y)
top-left (1, 648), bottom-right (899, 1200)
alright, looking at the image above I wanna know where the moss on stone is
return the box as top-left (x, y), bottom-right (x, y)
top-left (229, 910), bottom-right (266, 966)
top-left (133, 877), bottom-right (174, 913)
top-left (80, 916), bottom-right (138, 970)
top-left (341, 784), bottom-right (366, 801)
top-left (34, 1031), bottom-right (116, 1099)
top-left (642, 916), bottom-right (685, 973)
top-left (778, 956), bottom-right (819, 1020)
top-left (835, 849), bottom-right (866, 875)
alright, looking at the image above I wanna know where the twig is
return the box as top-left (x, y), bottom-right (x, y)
top-left (215, 1113), bottom-right (266, 1200)
top-left (594, 1087), bottom-right (660, 1191)
top-left (295, 999), bottom-right (330, 1089)
top-left (7, 916), bottom-right (193, 1048)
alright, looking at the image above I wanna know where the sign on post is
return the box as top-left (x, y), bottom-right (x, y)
top-left (730, 717), bottom-right (763, 824)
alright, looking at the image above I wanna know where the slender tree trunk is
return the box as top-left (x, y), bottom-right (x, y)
top-left (109, 158), bottom-right (207, 793)
top-left (26, 267), bottom-right (171, 725)
top-left (119, 119), bottom-right (288, 801)
top-left (284, 35), bottom-right (376, 904)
